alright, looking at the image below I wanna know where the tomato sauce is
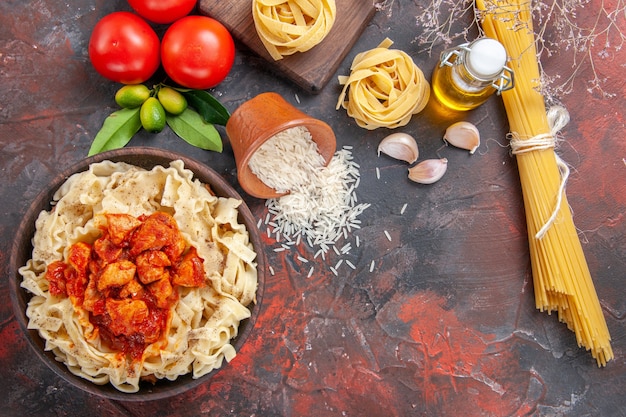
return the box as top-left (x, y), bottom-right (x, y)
top-left (45, 212), bottom-right (206, 362)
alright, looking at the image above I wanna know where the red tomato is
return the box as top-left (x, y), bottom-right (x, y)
top-left (127, 0), bottom-right (196, 24)
top-left (88, 12), bottom-right (160, 84)
top-left (161, 16), bottom-right (235, 89)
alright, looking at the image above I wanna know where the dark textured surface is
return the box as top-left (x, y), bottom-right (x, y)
top-left (1, 1), bottom-right (625, 416)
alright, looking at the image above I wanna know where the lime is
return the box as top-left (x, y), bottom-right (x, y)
top-left (140, 97), bottom-right (166, 133)
top-left (157, 87), bottom-right (188, 115)
top-left (115, 84), bottom-right (151, 108)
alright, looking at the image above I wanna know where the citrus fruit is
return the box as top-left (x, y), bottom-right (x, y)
top-left (157, 87), bottom-right (187, 115)
top-left (140, 97), bottom-right (166, 133)
top-left (115, 84), bottom-right (151, 108)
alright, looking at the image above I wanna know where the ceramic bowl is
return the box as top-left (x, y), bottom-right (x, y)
top-left (226, 92), bottom-right (337, 199)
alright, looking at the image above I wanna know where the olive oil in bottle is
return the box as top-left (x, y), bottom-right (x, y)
top-left (432, 37), bottom-right (514, 111)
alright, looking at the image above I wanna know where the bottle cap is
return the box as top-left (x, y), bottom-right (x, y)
top-left (465, 38), bottom-right (508, 80)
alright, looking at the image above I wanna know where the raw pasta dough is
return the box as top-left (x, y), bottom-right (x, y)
top-left (336, 38), bottom-right (430, 130)
top-left (252, 0), bottom-right (336, 60)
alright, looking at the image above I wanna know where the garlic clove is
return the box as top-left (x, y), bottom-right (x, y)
top-left (443, 121), bottom-right (480, 154)
top-left (408, 158), bottom-right (448, 184)
top-left (377, 132), bottom-right (419, 164)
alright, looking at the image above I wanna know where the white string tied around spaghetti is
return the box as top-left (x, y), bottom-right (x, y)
top-left (508, 105), bottom-right (571, 239)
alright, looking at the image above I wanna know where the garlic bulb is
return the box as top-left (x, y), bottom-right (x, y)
top-left (443, 121), bottom-right (480, 154)
top-left (377, 133), bottom-right (419, 164)
top-left (408, 158), bottom-right (448, 184)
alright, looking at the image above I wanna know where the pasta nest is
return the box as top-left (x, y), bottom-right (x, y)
top-left (252, 0), bottom-right (336, 60)
top-left (336, 38), bottom-right (430, 130)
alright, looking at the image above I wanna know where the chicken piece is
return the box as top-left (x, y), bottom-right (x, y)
top-left (45, 261), bottom-right (67, 296)
top-left (164, 233), bottom-right (186, 263)
top-left (67, 242), bottom-right (91, 275)
top-left (96, 260), bottom-right (137, 292)
top-left (119, 278), bottom-right (144, 299)
top-left (105, 298), bottom-right (149, 336)
top-left (64, 242), bottom-right (92, 302)
top-left (105, 213), bottom-right (142, 246)
top-left (129, 212), bottom-right (186, 261)
top-left (82, 276), bottom-right (104, 315)
top-left (147, 277), bottom-right (174, 309)
top-left (93, 235), bottom-right (123, 264)
top-left (172, 247), bottom-right (206, 288)
top-left (136, 250), bottom-right (171, 285)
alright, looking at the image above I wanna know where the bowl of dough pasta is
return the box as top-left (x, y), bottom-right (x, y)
top-left (8, 147), bottom-right (265, 400)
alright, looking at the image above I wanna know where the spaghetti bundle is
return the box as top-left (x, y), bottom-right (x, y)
top-left (475, 0), bottom-right (613, 365)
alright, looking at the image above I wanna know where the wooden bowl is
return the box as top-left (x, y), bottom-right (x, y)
top-left (226, 92), bottom-right (336, 199)
top-left (8, 147), bottom-right (265, 401)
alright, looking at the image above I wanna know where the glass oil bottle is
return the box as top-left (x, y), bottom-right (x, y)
top-left (431, 37), bottom-right (514, 111)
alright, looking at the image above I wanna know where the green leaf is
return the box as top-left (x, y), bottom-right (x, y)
top-left (166, 108), bottom-right (223, 152)
top-left (181, 90), bottom-right (230, 126)
top-left (88, 108), bottom-right (142, 156)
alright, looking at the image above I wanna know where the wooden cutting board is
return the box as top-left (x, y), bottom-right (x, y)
top-left (198, 0), bottom-right (377, 94)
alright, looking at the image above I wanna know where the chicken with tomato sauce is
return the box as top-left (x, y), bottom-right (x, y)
top-left (46, 212), bottom-right (206, 361)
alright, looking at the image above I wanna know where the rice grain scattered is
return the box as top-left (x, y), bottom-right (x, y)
top-left (340, 243), bottom-right (351, 254)
top-left (249, 126), bottom-right (370, 273)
